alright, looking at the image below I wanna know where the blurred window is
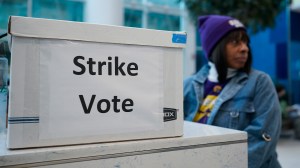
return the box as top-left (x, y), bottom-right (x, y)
top-left (0, 0), bottom-right (84, 31)
top-left (0, 0), bottom-right (27, 30)
top-left (0, 0), bottom-right (84, 68)
top-left (148, 12), bottom-right (180, 31)
top-left (148, 0), bottom-right (179, 8)
top-left (32, 0), bottom-right (84, 21)
top-left (124, 8), bottom-right (142, 28)
top-left (124, 0), bottom-right (182, 31)
top-left (124, 0), bottom-right (143, 5)
top-left (195, 28), bottom-right (206, 69)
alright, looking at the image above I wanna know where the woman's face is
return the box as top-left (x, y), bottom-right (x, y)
top-left (225, 39), bottom-right (249, 69)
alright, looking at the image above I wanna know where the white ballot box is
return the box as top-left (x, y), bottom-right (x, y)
top-left (7, 16), bottom-right (186, 149)
top-left (0, 122), bottom-right (248, 168)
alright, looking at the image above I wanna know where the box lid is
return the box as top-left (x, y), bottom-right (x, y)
top-left (8, 16), bottom-right (186, 48)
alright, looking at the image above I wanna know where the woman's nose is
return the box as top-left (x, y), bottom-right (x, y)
top-left (239, 42), bottom-right (249, 53)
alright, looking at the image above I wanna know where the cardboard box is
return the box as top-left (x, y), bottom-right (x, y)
top-left (7, 16), bottom-right (186, 149)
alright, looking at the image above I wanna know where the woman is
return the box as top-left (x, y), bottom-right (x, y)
top-left (184, 15), bottom-right (281, 168)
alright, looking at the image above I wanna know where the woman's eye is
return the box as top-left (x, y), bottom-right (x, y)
top-left (231, 40), bottom-right (238, 44)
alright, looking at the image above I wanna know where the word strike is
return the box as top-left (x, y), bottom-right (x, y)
top-left (73, 56), bottom-right (138, 76)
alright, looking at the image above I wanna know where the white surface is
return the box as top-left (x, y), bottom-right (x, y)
top-left (36, 143), bottom-right (246, 168)
top-left (38, 39), bottom-right (164, 139)
top-left (0, 122), bottom-right (247, 167)
top-left (8, 16), bottom-right (186, 48)
top-left (85, 0), bottom-right (124, 26)
top-left (8, 36), bottom-right (183, 148)
top-left (8, 17), bottom-right (184, 148)
top-left (277, 135), bottom-right (300, 168)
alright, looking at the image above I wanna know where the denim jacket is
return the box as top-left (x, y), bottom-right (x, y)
top-left (184, 65), bottom-right (281, 168)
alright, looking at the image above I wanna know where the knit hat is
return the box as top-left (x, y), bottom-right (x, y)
top-left (198, 15), bottom-right (246, 59)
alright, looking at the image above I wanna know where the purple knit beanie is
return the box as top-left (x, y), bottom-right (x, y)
top-left (198, 15), bottom-right (246, 59)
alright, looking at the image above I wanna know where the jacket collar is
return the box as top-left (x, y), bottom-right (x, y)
top-left (193, 64), bottom-right (249, 84)
top-left (194, 64), bottom-right (210, 84)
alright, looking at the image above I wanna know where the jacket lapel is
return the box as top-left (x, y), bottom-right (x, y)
top-left (207, 72), bottom-right (248, 124)
top-left (184, 66), bottom-right (208, 121)
top-left (193, 65), bottom-right (209, 106)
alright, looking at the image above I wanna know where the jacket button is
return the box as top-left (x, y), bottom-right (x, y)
top-left (262, 133), bottom-right (272, 142)
top-left (230, 111), bottom-right (239, 118)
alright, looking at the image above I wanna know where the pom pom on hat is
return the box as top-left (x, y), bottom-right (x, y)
top-left (198, 15), bottom-right (245, 59)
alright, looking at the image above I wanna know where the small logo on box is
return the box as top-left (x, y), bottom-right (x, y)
top-left (172, 34), bottom-right (187, 44)
top-left (163, 108), bottom-right (177, 122)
